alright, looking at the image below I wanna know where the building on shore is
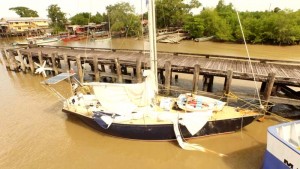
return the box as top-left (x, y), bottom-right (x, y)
top-left (0, 17), bottom-right (50, 37)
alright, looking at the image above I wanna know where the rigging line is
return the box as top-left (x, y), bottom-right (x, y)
top-left (235, 10), bottom-right (263, 109)
top-left (107, 11), bottom-right (113, 51)
top-left (82, 0), bottom-right (92, 81)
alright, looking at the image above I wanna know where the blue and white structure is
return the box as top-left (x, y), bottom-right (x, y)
top-left (263, 120), bottom-right (300, 169)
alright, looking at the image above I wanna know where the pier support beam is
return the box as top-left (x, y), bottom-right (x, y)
top-left (159, 69), bottom-right (165, 84)
top-left (100, 64), bottom-right (105, 72)
top-left (7, 51), bottom-right (18, 71)
top-left (164, 61), bottom-right (172, 95)
top-left (202, 75), bottom-right (214, 92)
top-left (260, 82), bottom-right (266, 93)
top-left (63, 54), bottom-right (69, 72)
top-left (224, 70), bottom-right (233, 101)
top-left (0, 49), bottom-right (10, 70)
top-left (17, 50), bottom-right (25, 72)
top-left (192, 64), bottom-right (200, 94)
top-left (76, 55), bottom-right (84, 83)
top-left (51, 52), bottom-right (59, 75)
top-left (28, 52), bottom-right (35, 74)
top-left (93, 57), bottom-right (100, 82)
top-left (263, 72), bottom-right (276, 107)
top-left (114, 58), bottom-right (123, 83)
top-left (38, 51), bottom-right (43, 66)
top-left (136, 57), bottom-right (142, 83)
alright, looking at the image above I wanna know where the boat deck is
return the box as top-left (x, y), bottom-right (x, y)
top-left (63, 96), bottom-right (260, 125)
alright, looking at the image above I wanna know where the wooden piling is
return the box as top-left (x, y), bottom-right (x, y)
top-left (192, 64), bottom-right (200, 94)
top-left (159, 69), bottom-right (165, 84)
top-left (51, 52), bottom-right (59, 75)
top-left (224, 70), bottom-right (233, 99)
top-left (136, 57), bottom-right (142, 83)
top-left (17, 50), bottom-right (25, 72)
top-left (38, 51), bottom-right (43, 65)
top-left (260, 82), bottom-right (266, 93)
top-left (207, 75), bottom-right (214, 92)
top-left (63, 54), bottom-right (69, 72)
top-left (28, 52), bottom-right (35, 74)
top-left (164, 61), bottom-right (172, 95)
top-left (93, 56), bottom-right (100, 82)
top-left (202, 75), bottom-right (208, 91)
top-left (75, 55), bottom-right (84, 83)
top-left (263, 72), bottom-right (276, 104)
top-left (101, 64), bottom-right (105, 72)
top-left (114, 58), bottom-right (123, 83)
top-left (7, 51), bottom-right (18, 71)
top-left (1, 49), bottom-right (10, 70)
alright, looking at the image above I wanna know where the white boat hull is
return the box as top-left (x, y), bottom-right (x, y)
top-left (263, 121), bottom-right (300, 169)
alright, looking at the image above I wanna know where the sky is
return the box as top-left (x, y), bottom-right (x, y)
top-left (0, 0), bottom-right (300, 18)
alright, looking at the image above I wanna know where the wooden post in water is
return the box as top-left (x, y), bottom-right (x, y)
top-left (164, 61), bottom-right (172, 95)
top-left (51, 52), bottom-right (59, 75)
top-left (114, 58), bottom-right (123, 83)
top-left (0, 49), bottom-right (10, 70)
top-left (63, 54), bottom-right (69, 72)
top-left (263, 72), bottom-right (276, 107)
top-left (207, 75), bottom-right (214, 92)
top-left (28, 52), bottom-right (35, 74)
top-left (76, 55), bottom-right (84, 83)
top-left (260, 82), bottom-right (266, 93)
top-left (93, 56), bottom-right (100, 82)
top-left (159, 69), bottom-right (165, 84)
top-left (136, 57), bottom-right (142, 83)
top-left (7, 51), bottom-right (18, 71)
top-left (224, 70), bottom-right (233, 100)
top-left (37, 51), bottom-right (43, 65)
top-left (202, 75), bottom-right (208, 91)
top-left (101, 64), bottom-right (105, 72)
top-left (17, 50), bottom-right (25, 72)
top-left (192, 64), bottom-right (200, 94)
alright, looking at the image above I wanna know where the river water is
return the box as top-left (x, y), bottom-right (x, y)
top-left (0, 37), bottom-right (296, 169)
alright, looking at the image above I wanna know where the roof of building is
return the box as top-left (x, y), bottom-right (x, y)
top-left (1, 17), bottom-right (49, 22)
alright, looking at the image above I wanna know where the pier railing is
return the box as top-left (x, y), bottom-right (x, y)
top-left (37, 44), bottom-right (300, 65)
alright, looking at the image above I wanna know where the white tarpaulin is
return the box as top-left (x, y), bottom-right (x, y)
top-left (85, 72), bottom-right (156, 115)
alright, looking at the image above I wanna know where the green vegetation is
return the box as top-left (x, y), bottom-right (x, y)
top-left (47, 4), bottom-right (67, 34)
top-left (182, 0), bottom-right (300, 45)
top-left (9, 0), bottom-right (300, 45)
top-left (9, 7), bottom-right (39, 17)
top-left (106, 2), bottom-right (141, 37)
top-left (70, 12), bottom-right (105, 25)
top-left (155, 0), bottom-right (201, 28)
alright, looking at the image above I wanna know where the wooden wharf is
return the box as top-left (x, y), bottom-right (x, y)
top-left (1, 45), bottom-right (300, 106)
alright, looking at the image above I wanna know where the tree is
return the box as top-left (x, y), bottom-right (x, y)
top-left (70, 12), bottom-right (91, 25)
top-left (70, 12), bottom-right (104, 25)
top-left (156, 0), bottom-right (201, 28)
top-left (106, 2), bottom-right (141, 37)
top-left (9, 7), bottom-right (39, 17)
top-left (47, 4), bottom-right (67, 33)
top-left (90, 12), bottom-right (104, 24)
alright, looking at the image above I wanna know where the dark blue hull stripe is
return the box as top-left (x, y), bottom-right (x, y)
top-left (263, 150), bottom-right (290, 169)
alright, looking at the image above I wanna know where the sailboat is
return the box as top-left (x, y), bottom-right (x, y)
top-left (44, 0), bottom-right (262, 143)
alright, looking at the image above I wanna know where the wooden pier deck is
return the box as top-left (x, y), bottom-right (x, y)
top-left (6, 45), bottom-right (300, 85)
top-left (2, 45), bottom-right (300, 106)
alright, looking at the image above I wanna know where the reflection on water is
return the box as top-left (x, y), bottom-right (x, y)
top-left (0, 37), bottom-right (294, 169)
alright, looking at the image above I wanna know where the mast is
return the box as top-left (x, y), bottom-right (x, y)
top-left (148, 0), bottom-right (158, 92)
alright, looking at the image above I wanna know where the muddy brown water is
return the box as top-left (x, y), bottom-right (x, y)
top-left (0, 37), bottom-right (296, 169)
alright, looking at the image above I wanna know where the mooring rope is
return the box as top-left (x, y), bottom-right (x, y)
top-left (235, 10), bottom-right (264, 110)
